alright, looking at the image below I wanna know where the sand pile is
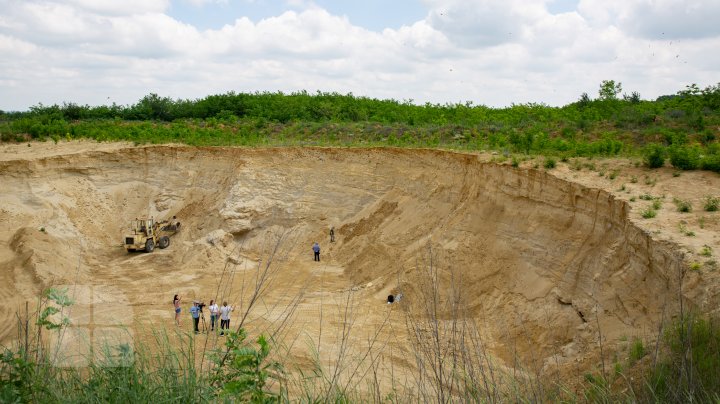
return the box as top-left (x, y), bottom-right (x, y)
top-left (0, 141), bottom-right (718, 389)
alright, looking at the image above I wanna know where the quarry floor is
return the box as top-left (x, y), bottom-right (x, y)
top-left (1, 140), bottom-right (719, 393)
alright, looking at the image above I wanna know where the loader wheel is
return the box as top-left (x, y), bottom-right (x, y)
top-left (158, 236), bottom-right (170, 249)
top-left (145, 239), bottom-right (155, 253)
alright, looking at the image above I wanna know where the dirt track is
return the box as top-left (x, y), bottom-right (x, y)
top-left (1, 140), bottom-right (719, 389)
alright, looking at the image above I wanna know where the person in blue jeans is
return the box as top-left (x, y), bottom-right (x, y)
top-left (209, 300), bottom-right (219, 331)
top-left (189, 301), bottom-right (200, 334)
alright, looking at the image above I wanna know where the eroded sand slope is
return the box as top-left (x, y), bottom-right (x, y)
top-left (1, 141), bottom-right (719, 387)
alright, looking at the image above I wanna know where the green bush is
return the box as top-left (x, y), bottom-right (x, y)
top-left (701, 245), bottom-right (713, 257)
top-left (700, 154), bottom-right (720, 173)
top-left (210, 330), bottom-right (282, 402)
top-left (704, 196), bottom-right (719, 212)
top-left (673, 198), bottom-right (692, 213)
top-left (640, 194), bottom-right (654, 201)
top-left (669, 145), bottom-right (700, 170)
top-left (641, 208), bottom-right (657, 218)
top-left (544, 158), bottom-right (556, 169)
top-left (644, 144), bottom-right (665, 168)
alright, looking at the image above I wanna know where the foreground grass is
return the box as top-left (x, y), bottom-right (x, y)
top-left (3, 278), bottom-right (720, 403)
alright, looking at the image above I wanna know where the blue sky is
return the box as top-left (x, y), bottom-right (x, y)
top-left (0, 0), bottom-right (718, 111)
top-left (169, 0), bottom-right (430, 32)
top-left (168, 0), bottom-right (581, 32)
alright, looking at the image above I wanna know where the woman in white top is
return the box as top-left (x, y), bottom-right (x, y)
top-left (219, 301), bottom-right (233, 336)
top-left (208, 300), bottom-right (219, 332)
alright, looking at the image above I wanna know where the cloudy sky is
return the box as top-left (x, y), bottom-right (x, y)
top-left (1, 0), bottom-right (719, 111)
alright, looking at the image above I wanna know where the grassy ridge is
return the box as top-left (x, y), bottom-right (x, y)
top-left (1, 83), bottom-right (719, 170)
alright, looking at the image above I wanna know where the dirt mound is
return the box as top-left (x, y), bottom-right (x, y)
top-left (1, 141), bottom-right (719, 390)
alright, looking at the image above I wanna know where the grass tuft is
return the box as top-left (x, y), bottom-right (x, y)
top-left (641, 208), bottom-right (657, 219)
top-left (673, 198), bottom-right (692, 213)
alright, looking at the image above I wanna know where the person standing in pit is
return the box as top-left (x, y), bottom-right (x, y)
top-left (219, 301), bottom-right (233, 336)
top-left (313, 242), bottom-right (321, 261)
top-left (173, 294), bottom-right (182, 327)
top-left (209, 300), bottom-right (219, 332)
top-left (189, 301), bottom-right (200, 334)
top-left (329, 227), bottom-right (335, 242)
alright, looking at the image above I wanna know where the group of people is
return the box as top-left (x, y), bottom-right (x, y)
top-left (171, 228), bottom-right (337, 334)
top-left (173, 295), bottom-right (233, 335)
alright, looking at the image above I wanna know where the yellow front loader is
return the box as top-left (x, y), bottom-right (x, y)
top-left (123, 217), bottom-right (179, 252)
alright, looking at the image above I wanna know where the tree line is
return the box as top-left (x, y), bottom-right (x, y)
top-left (1, 82), bottom-right (719, 171)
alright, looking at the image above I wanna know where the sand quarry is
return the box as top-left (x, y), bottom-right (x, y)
top-left (1, 140), bottom-right (720, 393)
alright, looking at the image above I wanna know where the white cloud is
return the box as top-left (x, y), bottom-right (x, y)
top-left (421, 0), bottom-right (549, 47)
top-left (579, 0), bottom-right (720, 39)
top-left (66, 0), bottom-right (170, 16)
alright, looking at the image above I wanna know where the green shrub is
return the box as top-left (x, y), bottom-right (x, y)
top-left (644, 144), bottom-right (665, 168)
top-left (544, 158), bottom-right (556, 169)
top-left (701, 245), bottom-right (713, 257)
top-left (652, 199), bottom-right (662, 210)
top-left (210, 330), bottom-right (282, 402)
top-left (641, 208), bottom-right (657, 219)
top-left (700, 154), bottom-right (720, 173)
top-left (704, 196), bottom-right (719, 211)
top-left (673, 198), bottom-right (692, 213)
top-left (669, 145), bottom-right (700, 170)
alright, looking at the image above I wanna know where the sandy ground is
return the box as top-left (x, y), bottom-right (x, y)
top-left (1, 140), bottom-right (719, 394)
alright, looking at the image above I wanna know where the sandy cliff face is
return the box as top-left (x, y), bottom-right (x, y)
top-left (0, 142), bottom-right (718, 385)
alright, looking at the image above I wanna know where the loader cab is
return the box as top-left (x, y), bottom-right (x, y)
top-left (131, 219), bottom-right (154, 235)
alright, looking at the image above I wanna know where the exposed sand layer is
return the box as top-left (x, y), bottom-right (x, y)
top-left (1, 141), bottom-right (719, 390)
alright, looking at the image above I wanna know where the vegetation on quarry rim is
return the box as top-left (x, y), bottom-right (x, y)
top-left (0, 81), bottom-right (719, 172)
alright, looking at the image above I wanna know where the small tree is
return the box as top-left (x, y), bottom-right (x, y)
top-left (578, 92), bottom-right (591, 108)
top-left (644, 144), bottom-right (665, 168)
top-left (623, 91), bottom-right (642, 103)
top-left (599, 80), bottom-right (623, 101)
